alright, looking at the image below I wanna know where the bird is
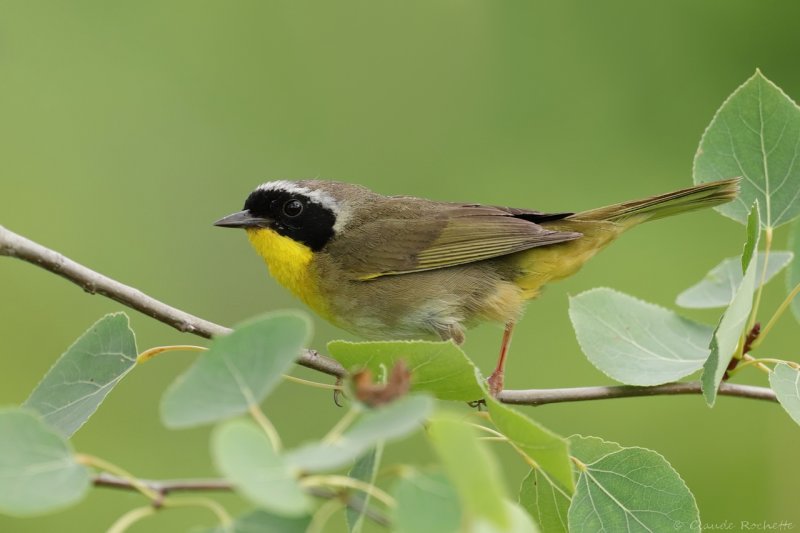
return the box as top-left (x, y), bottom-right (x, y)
top-left (214, 178), bottom-right (739, 395)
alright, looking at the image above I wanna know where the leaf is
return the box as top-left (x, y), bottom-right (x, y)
top-left (694, 70), bottom-right (800, 229)
top-left (328, 340), bottom-right (482, 401)
top-left (483, 379), bottom-right (573, 493)
top-left (788, 221), bottom-right (800, 322)
top-left (742, 202), bottom-right (761, 269)
top-left (0, 409), bottom-right (90, 516)
top-left (286, 395), bottom-right (433, 472)
top-left (161, 312), bottom-right (311, 428)
top-left (473, 500), bottom-right (540, 533)
top-left (569, 288), bottom-right (713, 386)
top-left (346, 446), bottom-right (383, 533)
top-left (769, 363), bottom-right (800, 426)
top-left (477, 502), bottom-right (540, 533)
top-left (212, 419), bottom-right (311, 516)
top-left (392, 470), bottom-right (461, 533)
top-left (568, 435), bottom-right (700, 533)
top-left (199, 509), bottom-right (311, 532)
top-left (427, 413), bottom-right (509, 530)
top-left (702, 203), bottom-right (760, 406)
top-left (569, 435), bottom-right (625, 462)
top-left (676, 252), bottom-right (793, 308)
top-left (23, 313), bottom-right (137, 437)
top-left (519, 469), bottom-right (570, 533)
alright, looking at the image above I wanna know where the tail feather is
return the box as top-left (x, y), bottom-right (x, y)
top-left (515, 178), bottom-right (740, 298)
top-left (571, 178), bottom-right (741, 223)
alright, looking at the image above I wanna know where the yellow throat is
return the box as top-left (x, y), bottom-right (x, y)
top-left (246, 228), bottom-right (329, 317)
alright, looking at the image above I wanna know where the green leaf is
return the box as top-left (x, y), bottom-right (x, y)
top-left (328, 340), bottom-right (482, 401)
top-left (787, 221), bottom-right (800, 322)
top-left (286, 395), bottom-right (433, 472)
top-left (694, 70), bottom-right (800, 229)
top-left (519, 469), bottom-right (570, 533)
top-left (483, 381), bottom-right (573, 494)
top-left (212, 419), bottom-right (311, 516)
top-left (702, 203), bottom-right (760, 406)
top-left (427, 413), bottom-right (509, 530)
top-left (199, 509), bottom-right (311, 532)
top-left (474, 500), bottom-right (540, 533)
top-left (161, 312), bottom-right (311, 428)
top-left (676, 252), bottom-right (793, 309)
top-left (0, 409), bottom-right (90, 516)
top-left (742, 202), bottom-right (761, 269)
top-left (769, 363), bottom-right (800, 426)
top-left (23, 313), bottom-right (137, 437)
top-left (346, 446), bottom-right (383, 533)
top-left (569, 288), bottom-right (713, 386)
top-left (568, 435), bottom-right (700, 533)
top-left (568, 434), bottom-right (624, 462)
top-left (392, 470), bottom-right (461, 533)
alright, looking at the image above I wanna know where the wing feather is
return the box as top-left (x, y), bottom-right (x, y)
top-left (330, 203), bottom-right (581, 280)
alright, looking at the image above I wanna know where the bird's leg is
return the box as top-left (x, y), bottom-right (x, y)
top-left (487, 321), bottom-right (515, 397)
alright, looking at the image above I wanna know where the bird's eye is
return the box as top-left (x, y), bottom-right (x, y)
top-left (283, 199), bottom-right (304, 217)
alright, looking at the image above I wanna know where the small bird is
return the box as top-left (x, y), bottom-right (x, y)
top-left (215, 178), bottom-right (739, 395)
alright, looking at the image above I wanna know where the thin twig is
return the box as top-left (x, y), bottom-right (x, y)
top-left (93, 473), bottom-right (232, 493)
top-left (496, 381), bottom-right (777, 405)
top-left (0, 225), bottom-right (779, 406)
top-left (92, 473), bottom-right (391, 527)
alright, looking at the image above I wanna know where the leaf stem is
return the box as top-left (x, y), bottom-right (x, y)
top-left (322, 406), bottom-right (360, 443)
top-left (750, 280), bottom-right (800, 351)
top-left (468, 421), bottom-right (539, 469)
top-left (741, 354), bottom-right (772, 374)
top-left (107, 505), bottom-right (157, 533)
top-left (307, 497), bottom-right (345, 533)
top-left (467, 422), bottom-right (506, 439)
top-left (730, 356), bottom-right (798, 376)
top-left (136, 345), bottom-right (207, 364)
top-left (282, 374), bottom-right (343, 391)
top-left (75, 454), bottom-right (160, 501)
top-left (570, 456), bottom-right (588, 472)
top-left (300, 475), bottom-right (396, 509)
top-left (748, 225), bottom-right (773, 331)
top-left (350, 443), bottom-right (384, 533)
top-left (247, 403), bottom-right (282, 452)
top-left (162, 497), bottom-right (233, 528)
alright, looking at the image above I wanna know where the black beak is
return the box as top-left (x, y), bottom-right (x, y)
top-left (213, 210), bottom-right (271, 229)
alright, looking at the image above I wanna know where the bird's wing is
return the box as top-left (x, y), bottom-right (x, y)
top-left (333, 204), bottom-right (582, 280)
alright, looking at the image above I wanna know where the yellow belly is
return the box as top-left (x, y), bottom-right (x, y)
top-left (246, 228), bottom-right (330, 318)
top-left (512, 220), bottom-right (623, 299)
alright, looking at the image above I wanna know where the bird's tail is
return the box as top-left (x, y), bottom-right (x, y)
top-left (570, 178), bottom-right (741, 224)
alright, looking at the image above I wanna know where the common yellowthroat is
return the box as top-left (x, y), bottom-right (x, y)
top-left (215, 178), bottom-right (739, 394)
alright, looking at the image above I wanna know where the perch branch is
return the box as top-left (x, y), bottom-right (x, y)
top-left (0, 225), bottom-right (345, 378)
top-left (0, 225), bottom-right (778, 405)
top-left (92, 473), bottom-right (390, 527)
top-left (496, 381), bottom-right (776, 405)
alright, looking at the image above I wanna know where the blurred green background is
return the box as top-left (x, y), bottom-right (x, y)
top-left (2, 1), bottom-right (799, 531)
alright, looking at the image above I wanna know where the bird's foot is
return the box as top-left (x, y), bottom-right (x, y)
top-left (333, 377), bottom-right (345, 407)
top-left (467, 399), bottom-right (487, 410)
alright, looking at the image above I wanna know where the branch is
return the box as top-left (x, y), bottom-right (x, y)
top-left (0, 225), bottom-right (778, 406)
top-left (92, 473), bottom-right (390, 527)
top-left (497, 381), bottom-right (777, 405)
top-left (0, 225), bottom-right (345, 378)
